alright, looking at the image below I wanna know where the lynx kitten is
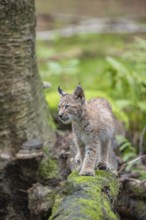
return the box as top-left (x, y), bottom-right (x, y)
top-left (58, 85), bottom-right (116, 176)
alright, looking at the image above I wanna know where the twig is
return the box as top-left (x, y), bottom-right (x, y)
top-left (118, 155), bottom-right (146, 174)
top-left (128, 154), bottom-right (146, 165)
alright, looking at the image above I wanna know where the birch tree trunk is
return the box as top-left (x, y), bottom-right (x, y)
top-left (0, 1), bottom-right (56, 219)
top-left (0, 0), bottom-right (55, 156)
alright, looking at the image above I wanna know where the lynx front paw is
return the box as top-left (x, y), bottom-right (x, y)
top-left (79, 169), bottom-right (95, 176)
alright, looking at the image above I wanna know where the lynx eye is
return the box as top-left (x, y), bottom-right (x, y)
top-left (64, 105), bottom-right (69, 109)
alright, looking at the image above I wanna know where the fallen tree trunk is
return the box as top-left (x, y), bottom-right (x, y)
top-left (49, 170), bottom-right (120, 220)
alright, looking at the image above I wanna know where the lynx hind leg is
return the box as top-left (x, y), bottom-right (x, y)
top-left (102, 140), bottom-right (113, 171)
top-left (98, 140), bottom-right (117, 173)
top-left (109, 147), bottom-right (118, 175)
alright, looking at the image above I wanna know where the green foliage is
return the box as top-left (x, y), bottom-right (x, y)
top-left (116, 132), bottom-right (146, 173)
top-left (36, 34), bottom-right (128, 90)
top-left (116, 135), bottom-right (136, 162)
top-left (116, 135), bottom-right (138, 171)
top-left (47, 59), bottom-right (80, 75)
top-left (105, 38), bottom-right (146, 132)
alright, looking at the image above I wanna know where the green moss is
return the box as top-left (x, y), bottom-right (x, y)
top-left (132, 169), bottom-right (146, 180)
top-left (49, 171), bottom-right (119, 220)
top-left (50, 194), bottom-right (63, 218)
top-left (79, 198), bottom-right (102, 220)
top-left (38, 149), bottom-right (59, 179)
top-left (102, 198), bottom-right (118, 220)
top-left (69, 170), bottom-right (119, 198)
top-left (77, 197), bottom-right (118, 220)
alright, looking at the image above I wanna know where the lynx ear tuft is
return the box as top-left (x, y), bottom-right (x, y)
top-left (73, 85), bottom-right (85, 104)
top-left (58, 86), bottom-right (66, 96)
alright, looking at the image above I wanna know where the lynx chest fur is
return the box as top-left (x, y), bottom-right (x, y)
top-left (58, 85), bottom-right (116, 176)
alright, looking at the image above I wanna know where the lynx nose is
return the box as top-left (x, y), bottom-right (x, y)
top-left (58, 113), bottom-right (63, 119)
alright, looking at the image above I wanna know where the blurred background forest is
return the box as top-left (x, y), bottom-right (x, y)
top-left (35, 0), bottom-right (146, 165)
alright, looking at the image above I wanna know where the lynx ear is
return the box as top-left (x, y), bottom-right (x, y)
top-left (73, 85), bottom-right (85, 104)
top-left (58, 86), bottom-right (67, 96)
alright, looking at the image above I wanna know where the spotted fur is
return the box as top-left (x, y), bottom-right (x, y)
top-left (58, 85), bottom-right (116, 176)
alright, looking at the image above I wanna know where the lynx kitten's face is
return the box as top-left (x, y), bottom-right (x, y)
top-left (58, 85), bottom-right (85, 124)
top-left (58, 95), bottom-right (81, 124)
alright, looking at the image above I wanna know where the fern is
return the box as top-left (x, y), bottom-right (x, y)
top-left (106, 38), bottom-right (146, 132)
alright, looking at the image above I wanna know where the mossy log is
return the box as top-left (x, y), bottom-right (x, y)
top-left (49, 171), bottom-right (120, 220)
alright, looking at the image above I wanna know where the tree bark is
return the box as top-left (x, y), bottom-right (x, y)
top-left (0, 0), bottom-right (55, 156)
top-left (0, 1), bottom-right (56, 219)
top-left (49, 171), bottom-right (120, 220)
